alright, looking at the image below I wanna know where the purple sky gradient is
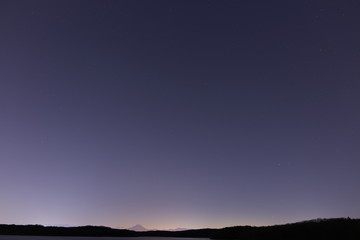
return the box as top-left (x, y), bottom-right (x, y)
top-left (1, 0), bottom-right (360, 229)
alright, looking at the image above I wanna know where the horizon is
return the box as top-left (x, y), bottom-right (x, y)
top-left (1, 218), bottom-right (359, 240)
top-left (2, 217), bottom-right (356, 230)
top-left (1, 0), bottom-right (359, 230)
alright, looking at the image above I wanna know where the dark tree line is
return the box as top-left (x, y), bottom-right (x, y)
top-left (208, 218), bottom-right (360, 240)
top-left (0, 218), bottom-right (359, 239)
top-left (0, 224), bottom-right (136, 237)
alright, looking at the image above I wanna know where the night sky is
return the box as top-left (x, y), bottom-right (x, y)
top-left (1, 0), bottom-right (360, 230)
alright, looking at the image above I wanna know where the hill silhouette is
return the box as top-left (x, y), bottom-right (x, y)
top-left (0, 225), bottom-right (136, 237)
top-left (0, 218), bottom-right (359, 239)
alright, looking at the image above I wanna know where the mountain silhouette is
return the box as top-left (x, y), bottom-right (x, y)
top-left (128, 224), bottom-right (148, 231)
top-left (167, 227), bottom-right (190, 231)
top-left (0, 218), bottom-right (359, 239)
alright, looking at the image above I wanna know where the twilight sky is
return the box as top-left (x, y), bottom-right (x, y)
top-left (1, 0), bottom-right (360, 230)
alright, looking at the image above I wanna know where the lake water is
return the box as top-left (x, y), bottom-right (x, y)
top-left (0, 237), bottom-right (209, 240)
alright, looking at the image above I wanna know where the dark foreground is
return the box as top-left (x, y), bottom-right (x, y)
top-left (1, 218), bottom-right (359, 240)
